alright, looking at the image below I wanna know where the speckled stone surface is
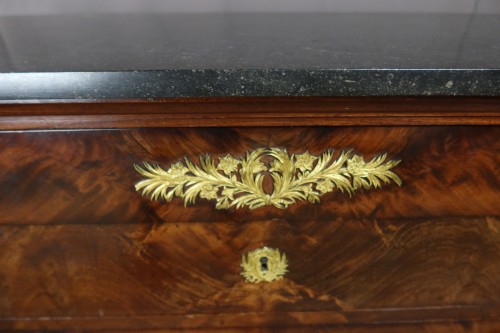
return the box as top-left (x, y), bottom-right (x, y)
top-left (0, 13), bottom-right (499, 100)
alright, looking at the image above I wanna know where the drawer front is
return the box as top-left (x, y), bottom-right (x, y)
top-left (1, 218), bottom-right (500, 330)
top-left (0, 126), bottom-right (499, 330)
top-left (0, 126), bottom-right (498, 225)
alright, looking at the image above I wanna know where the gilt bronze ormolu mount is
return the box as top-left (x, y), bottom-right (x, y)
top-left (135, 147), bottom-right (402, 210)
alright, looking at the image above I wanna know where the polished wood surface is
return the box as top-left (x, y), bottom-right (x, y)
top-left (0, 126), bottom-right (497, 225)
top-left (0, 97), bottom-right (499, 129)
top-left (1, 97), bottom-right (499, 331)
top-left (1, 216), bottom-right (499, 331)
top-left (89, 323), bottom-right (500, 333)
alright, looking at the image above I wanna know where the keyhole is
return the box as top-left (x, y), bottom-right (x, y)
top-left (260, 257), bottom-right (269, 272)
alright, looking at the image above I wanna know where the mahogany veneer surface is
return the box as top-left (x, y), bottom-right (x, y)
top-left (0, 126), bottom-right (498, 225)
top-left (0, 120), bottom-right (499, 331)
top-left (1, 217), bottom-right (499, 331)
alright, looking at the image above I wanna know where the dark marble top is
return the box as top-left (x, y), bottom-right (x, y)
top-left (0, 13), bottom-right (499, 100)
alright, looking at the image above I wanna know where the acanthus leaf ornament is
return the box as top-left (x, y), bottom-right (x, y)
top-left (134, 148), bottom-right (402, 210)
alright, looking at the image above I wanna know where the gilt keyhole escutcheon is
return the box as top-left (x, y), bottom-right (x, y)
top-left (241, 247), bottom-right (288, 283)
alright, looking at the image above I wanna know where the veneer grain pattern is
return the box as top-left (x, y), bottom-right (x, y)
top-left (0, 126), bottom-right (497, 225)
top-left (0, 217), bottom-right (499, 330)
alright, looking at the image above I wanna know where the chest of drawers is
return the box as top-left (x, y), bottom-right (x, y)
top-left (0, 12), bottom-right (499, 332)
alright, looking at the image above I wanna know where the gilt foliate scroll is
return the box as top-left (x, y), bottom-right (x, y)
top-left (135, 148), bottom-right (402, 210)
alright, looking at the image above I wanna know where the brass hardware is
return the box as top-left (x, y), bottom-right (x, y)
top-left (135, 148), bottom-right (402, 210)
top-left (241, 247), bottom-right (288, 283)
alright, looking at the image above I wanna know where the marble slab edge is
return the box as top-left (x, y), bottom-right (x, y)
top-left (1, 69), bottom-right (499, 100)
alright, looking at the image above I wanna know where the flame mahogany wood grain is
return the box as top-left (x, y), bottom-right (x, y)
top-left (1, 217), bottom-right (499, 331)
top-left (1, 96), bottom-right (499, 331)
top-left (0, 96), bottom-right (499, 129)
top-left (0, 126), bottom-right (497, 225)
top-left (95, 323), bottom-right (500, 333)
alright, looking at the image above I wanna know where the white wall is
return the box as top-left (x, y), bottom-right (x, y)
top-left (0, 0), bottom-right (499, 15)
